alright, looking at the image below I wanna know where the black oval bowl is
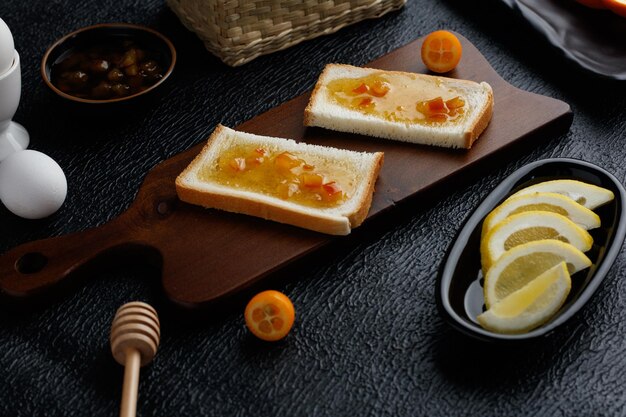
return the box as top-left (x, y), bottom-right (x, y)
top-left (436, 158), bottom-right (626, 342)
top-left (41, 23), bottom-right (176, 105)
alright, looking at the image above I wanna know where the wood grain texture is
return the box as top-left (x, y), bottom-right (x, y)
top-left (0, 33), bottom-right (571, 308)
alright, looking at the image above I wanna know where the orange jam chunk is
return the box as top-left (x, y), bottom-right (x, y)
top-left (301, 173), bottom-right (324, 188)
top-left (274, 151), bottom-right (300, 171)
top-left (210, 146), bottom-right (350, 208)
top-left (352, 83), bottom-right (369, 94)
top-left (370, 80), bottom-right (390, 97)
top-left (427, 97), bottom-right (445, 112)
top-left (322, 182), bottom-right (343, 203)
top-left (446, 96), bottom-right (465, 109)
top-left (358, 97), bottom-right (374, 108)
top-left (327, 72), bottom-right (466, 124)
top-left (416, 96), bottom-right (465, 123)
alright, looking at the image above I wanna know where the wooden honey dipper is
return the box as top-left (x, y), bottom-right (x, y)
top-left (110, 301), bottom-right (160, 417)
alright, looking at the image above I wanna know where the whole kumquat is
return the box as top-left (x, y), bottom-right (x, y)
top-left (244, 290), bottom-right (295, 341)
top-left (421, 30), bottom-right (463, 73)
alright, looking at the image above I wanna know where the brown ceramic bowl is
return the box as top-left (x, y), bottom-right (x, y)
top-left (41, 23), bottom-right (176, 104)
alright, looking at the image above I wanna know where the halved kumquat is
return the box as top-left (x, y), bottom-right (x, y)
top-left (245, 290), bottom-right (295, 341)
top-left (421, 30), bottom-right (463, 73)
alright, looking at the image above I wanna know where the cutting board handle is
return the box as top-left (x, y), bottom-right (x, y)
top-left (0, 216), bottom-right (151, 298)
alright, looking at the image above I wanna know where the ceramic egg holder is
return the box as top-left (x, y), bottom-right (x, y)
top-left (0, 18), bottom-right (68, 219)
top-left (0, 48), bottom-right (29, 161)
top-left (110, 302), bottom-right (160, 417)
top-left (0, 18), bottom-right (28, 160)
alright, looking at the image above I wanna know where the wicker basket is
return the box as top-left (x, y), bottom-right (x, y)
top-left (167, 0), bottom-right (406, 66)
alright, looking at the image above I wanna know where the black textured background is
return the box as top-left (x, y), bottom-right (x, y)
top-left (1, 0), bottom-right (626, 416)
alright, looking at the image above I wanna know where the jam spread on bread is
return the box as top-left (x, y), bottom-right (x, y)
top-left (415, 96), bottom-right (465, 123)
top-left (204, 145), bottom-right (353, 208)
top-left (326, 73), bottom-right (466, 124)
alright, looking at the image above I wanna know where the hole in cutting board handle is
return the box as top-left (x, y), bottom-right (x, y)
top-left (15, 252), bottom-right (48, 274)
top-left (156, 201), bottom-right (171, 215)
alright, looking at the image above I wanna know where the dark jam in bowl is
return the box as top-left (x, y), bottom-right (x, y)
top-left (50, 41), bottom-right (165, 100)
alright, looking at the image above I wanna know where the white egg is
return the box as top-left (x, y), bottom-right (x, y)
top-left (0, 18), bottom-right (15, 75)
top-left (0, 150), bottom-right (67, 219)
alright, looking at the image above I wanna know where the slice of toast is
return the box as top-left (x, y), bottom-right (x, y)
top-left (176, 125), bottom-right (384, 235)
top-left (304, 64), bottom-right (493, 149)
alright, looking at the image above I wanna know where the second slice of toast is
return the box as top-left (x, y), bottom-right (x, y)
top-left (304, 64), bottom-right (493, 149)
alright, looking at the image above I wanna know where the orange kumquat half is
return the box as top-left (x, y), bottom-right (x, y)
top-left (244, 290), bottom-right (295, 341)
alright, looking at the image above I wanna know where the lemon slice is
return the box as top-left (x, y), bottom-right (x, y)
top-left (477, 262), bottom-right (571, 334)
top-left (510, 180), bottom-right (614, 210)
top-left (480, 211), bottom-right (593, 272)
top-left (484, 239), bottom-right (591, 308)
top-left (482, 192), bottom-right (600, 236)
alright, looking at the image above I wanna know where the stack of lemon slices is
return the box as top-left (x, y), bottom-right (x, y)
top-left (476, 180), bottom-right (614, 334)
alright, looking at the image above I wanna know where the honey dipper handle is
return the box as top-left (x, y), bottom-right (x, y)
top-left (120, 348), bottom-right (142, 417)
top-left (0, 215), bottom-right (156, 299)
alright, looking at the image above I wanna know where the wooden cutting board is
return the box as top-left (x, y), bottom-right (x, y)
top-left (0, 33), bottom-right (572, 308)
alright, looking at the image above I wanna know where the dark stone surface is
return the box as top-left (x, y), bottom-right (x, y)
top-left (1, 0), bottom-right (625, 416)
